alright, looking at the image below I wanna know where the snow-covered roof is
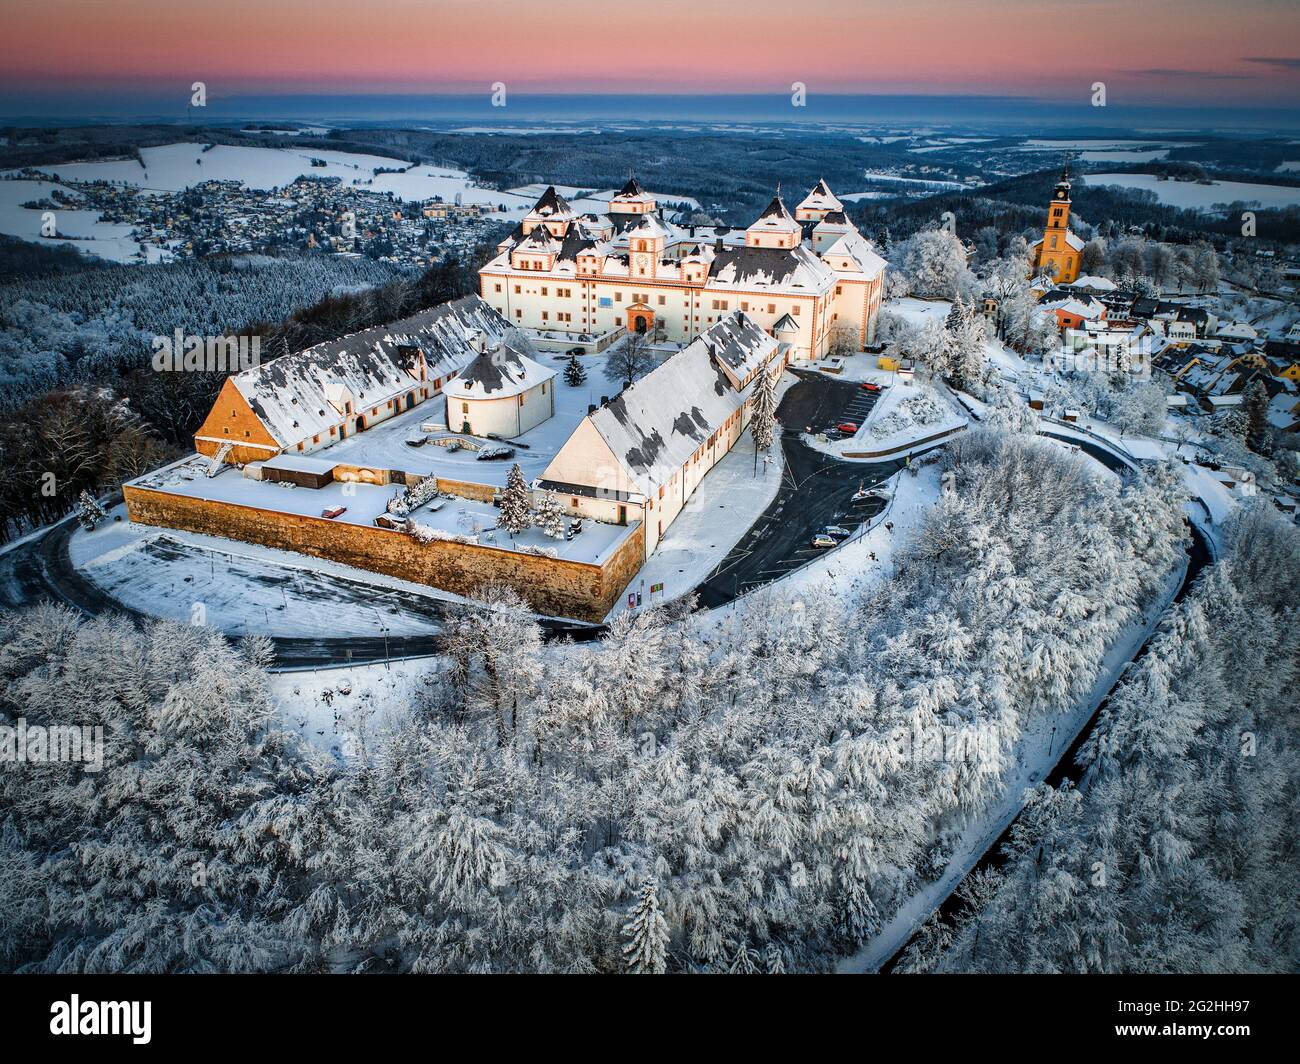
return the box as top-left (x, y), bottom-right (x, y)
top-left (748, 193), bottom-right (801, 235)
top-left (230, 296), bottom-right (517, 449)
top-left (444, 344), bottom-right (556, 401)
top-left (797, 179), bottom-right (843, 214)
top-left (525, 185), bottom-right (574, 220)
top-left (609, 176), bottom-right (655, 205)
top-left (1068, 275), bottom-right (1116, 291)
top-left (578, 314), bottom-right (779, 493)
top-left (708, 242), bottom-right (834, 291)
top-left (821, 229), bottom-right (887, 279)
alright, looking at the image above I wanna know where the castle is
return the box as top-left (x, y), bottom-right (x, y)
top-left (478, 178), bottom-right (886, 359)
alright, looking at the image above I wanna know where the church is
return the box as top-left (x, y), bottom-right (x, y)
top-left (478, 178), bottom-right (886, 360)
top-left (1029, 168), bottom-right (1084, 284)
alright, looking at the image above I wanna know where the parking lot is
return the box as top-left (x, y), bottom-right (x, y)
top-left (694, 373), bottom-right (901, 607)
top-left (826, 382), bottom-right (885, 440)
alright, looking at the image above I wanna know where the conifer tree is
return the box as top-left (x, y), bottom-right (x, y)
top-left (497, 464), bottom-right (532, 538)
top-left (749, 365), bottom-right (778, 474)
top-left (533, 492), bottom-right (567, 540)
top-left (563, 353), bottom-right (587, 387)
top-left (1244, 378), bottom-right (1273, 456)
top-left (75, 490), bottom-right (108, 531)
top-left (622, 878), bottom-right (669, 974)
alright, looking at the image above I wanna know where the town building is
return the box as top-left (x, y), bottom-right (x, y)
top-left (478, 178), bottom-right (886, 360)
top-left (193, 295), bottom-right (519, 466)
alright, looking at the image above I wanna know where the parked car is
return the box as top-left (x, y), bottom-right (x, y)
top-left (836, 422), bottom-right (859, 434)
top-left (811, 533), bottom-right (837, 548)
top-left (823, 525), bottom-right (851, 539)
top-left (320, 506), bottom-right (347, 519)
top-left (476, 444), bottom-right (516, 461)
top-left (860, 382), bottom-right (881, 392)
top-left (404, 433), bottom-right (427, 447)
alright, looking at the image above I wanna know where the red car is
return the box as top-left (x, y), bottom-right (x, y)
top-left (321, 506), bottom-right (348, 519)
top-left (860, 382), bottom-right (881, 392)
top-left (837, 422), bottom-right (859, 434)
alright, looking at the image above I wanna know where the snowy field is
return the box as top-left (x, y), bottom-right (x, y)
top-left (12, 142), bottom-right (536, 214)
top-left (1083, 172), bottom-right (1300, 210)
top-left (0, 176), bottom-right (165, 263)
top-left (71, 503), bottom-right (457, 637)
top-left (270, 657), bottom-right (439, 760)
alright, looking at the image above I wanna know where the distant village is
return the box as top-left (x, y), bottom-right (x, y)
top-left (8, 167), bottom-right (506, 266)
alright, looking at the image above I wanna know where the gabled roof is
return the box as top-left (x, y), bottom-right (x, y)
top-left (579, 314), bottom-right (780, 493)
top-left (708, 243), bottom-right (834, 290)
top-left (230, 296), bottom-right (516, 449)
top-left (821, 230), bottom-right (887, 279)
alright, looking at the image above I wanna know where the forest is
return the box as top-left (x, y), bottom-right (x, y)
top-left (2, 428), bottom-right (1230, 974)
top-left (902, 503), bottom-right (1299, 974)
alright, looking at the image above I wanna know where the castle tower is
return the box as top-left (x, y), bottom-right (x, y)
top-left (745, 189), bottom-right (800, 250)
top-left (1030, 167), bottom-right (1082, 284)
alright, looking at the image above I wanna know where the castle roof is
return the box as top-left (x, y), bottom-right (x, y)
top-left (229, 296), bottom-right (516, 449)
top-left (527, 185), bottom-right (574, 219)
top-left (708, 243), bottom-right (835, 290)
top-left (578, 314), bottom-right (780, 493)
top-left (749, 192), bottom-right (801, 234)
top-left (798, 179), bottom-right (843, 213)
top-left (445, 344), bottom-right (556, 401)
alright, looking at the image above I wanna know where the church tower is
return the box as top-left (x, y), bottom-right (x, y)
top-left (1030, 167), bottom-right (1082, 284)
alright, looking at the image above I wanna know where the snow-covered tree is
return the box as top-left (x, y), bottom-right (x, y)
top-left (889, 227), bottom-right (974, 299)
top-left (1244, 379), bottom-right (1273, 456)
top-left (497, 463), bottom-right (532, 538)
top-left (75, 489), bottom-right (108, 531)
top-left (563, 354), bottom-right (587, 387)
top-left (533, 492), bottom-right (567, 540)
top-left (748, 365), bottom-right (778, 474)
top-left (622, 878), bottom-right (669, 974)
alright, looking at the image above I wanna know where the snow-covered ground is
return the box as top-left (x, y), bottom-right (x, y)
top-left (71, 503), bottom-right (459, 637)
top-left (0, 176), bottom-right (164, 263)
top-left (1082, 172), bottom-right (1300, 211)
top-left (10, 142), bottom-right (537, 215)
top-left (270, 657), bottom-right (438, 760)
top-left (803, 379), bottom-right (966, 462)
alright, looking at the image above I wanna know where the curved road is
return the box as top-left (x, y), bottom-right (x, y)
top-left (0, 374), bottom-right (912, 668)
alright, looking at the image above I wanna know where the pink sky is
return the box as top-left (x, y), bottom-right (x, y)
top-left (3, 0), bottom-right (1299, 104)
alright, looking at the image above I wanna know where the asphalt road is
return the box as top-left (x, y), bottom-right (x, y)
top-left (0, 373), bottom-right (915, 667)
top-left (695, 372), bottom-right (902, 607)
